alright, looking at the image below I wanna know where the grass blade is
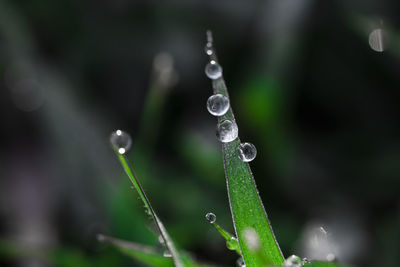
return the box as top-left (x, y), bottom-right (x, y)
top-left (114, 151), bottom-right (184, 267)
top-left (205, 31), bottom-right (284, 266)
top-left (98, 234), bottom-right (174, 267)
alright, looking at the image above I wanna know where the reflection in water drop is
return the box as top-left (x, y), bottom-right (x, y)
top-left (110, 130), bottom-right (132, 154)
top-left (205, 61), bottom-right (223, 80)
top-left (237, 143), bottom-right (257, 162)
top-left (216, 120), bottom-right (238, 143)
top-left (369, 29), bottom-right (386, 52)
top-left (205, 212), bottom-right (216, 224)
top-left (207, 94), bottom-right (230, 116)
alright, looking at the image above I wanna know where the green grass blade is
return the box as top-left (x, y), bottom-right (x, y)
top-left (205, 31), bottom-right (284, 267)
top-left (115, 151), bottom-right (184, 267)
top-left (98, 234), bottom-right (174, 267)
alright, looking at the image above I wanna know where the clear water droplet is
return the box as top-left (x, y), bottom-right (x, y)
top-left (204, 44), bottom-right (215, 56)
top-left (216, 120), bottom-right (238, 143)
top-left (158, 235), bottom-right (165, 244)
top-left (163, 250), bottom-right (172, 258)
top-left (205, 61), bottom-right (222, 80)
top-left (237, 142), bottom-right (257, 162)
top-left (207, 94), bottom-right (230, 116)
top-left (110, 130), bottom-right (132, 154)
top-left (226, 237), bottom-right (238, 251)
top-left (326, 253), bottom-right (336, 262)
top-left (284, 255), bottom-right (303, 267)
top-left (205, 212), bottom-right (216, 224)
top-left (236, 257), bottom-right (246, 267)
top-left (369, 28), bottom-right (387, 52)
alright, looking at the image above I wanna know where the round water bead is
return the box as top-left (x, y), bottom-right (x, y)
top-left (226, 237), bottom-right (239, 251)
top-left (207, 94), bottom-right (230, 116)
top-left (237, 142), bottom-right (257, 162)
top-left (205, 212), bottom-right (216, 224)
top-left (216, 120), bottom-right (238, 143)
top-left (163, 250), bottom-right (172, 258)
top-left (204, 44), bottom-right (215, 56)
top-left (205, 61), bottom-right (222, 80)
top-left (369, 28), bottom-right (387, 52)
top-left (236, 257), bottom-right (246, 267)
top-left (110, 130), bottom-right (132, 154)
top-left (284, 255), bottom-right (303, 267)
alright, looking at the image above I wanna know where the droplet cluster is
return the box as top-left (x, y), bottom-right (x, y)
top-left (204, 31), bottom-right (259, 163)
top-left (110, 130), bottom-right (132, 154)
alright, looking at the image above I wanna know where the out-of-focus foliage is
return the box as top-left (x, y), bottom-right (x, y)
top-left (0, 0), bottom-right (399, 267)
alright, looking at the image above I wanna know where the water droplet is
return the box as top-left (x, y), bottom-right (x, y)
top-left (110, 130), bottom-right (132, 154)
top-left (158, 235), bottom-right (165, 244)
top-left (204, 44), bottom-right (215, 56)
top-left (205, 212), bottom-right (216, 224)
top-left (236, 257), bottom-right (246, 267)
top-left (369, 28), bottom-right (387, 52)
top-left (216, 120), bottom-right (238, 143)
top-left (205, 61), bottom-right (222, 80)
top-left (207, 94), bottom-right (230, 116)
top-left (226, 237), bottom-right (238, 251)
top-left (284, 255), bottom-right (303, 267)
top-left (163, 250), bottom-right (172, 257)
top-left (237, 142), bottom-right (257, 162)
top-left (326, 253), bottom-right (336, 262)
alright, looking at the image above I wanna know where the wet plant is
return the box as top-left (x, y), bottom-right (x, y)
top-left (99, 31), bottom-right (348, 267)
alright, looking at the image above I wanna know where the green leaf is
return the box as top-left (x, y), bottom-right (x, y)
top-left (205, 31), bottom-right (284, 267)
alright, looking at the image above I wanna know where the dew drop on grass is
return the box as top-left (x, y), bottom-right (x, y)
top-left (163, 250), bottom-right (172, 258)
top-left (204, 44), bottom-right (215, 56)
top-left (226, 237), bottom-right (239, 251)
top-left (369, 28), bottom-right (387, 52)
top-left (238, 142), bottom-right (257, 162)
top-left (205, 212), bottom-right (216, 224)
top-left (207, 94), bottom-right (230, 116)
top-left (110, 130), bottom-right (132, 154)
top-left (216, 120), bottom-right (238, 143)
top-left (236, 257), bottom-right (246, 267)
top-left (205, 60), bottom-right (222, 79)
top-left (283, 255), bottom-right (303, 267)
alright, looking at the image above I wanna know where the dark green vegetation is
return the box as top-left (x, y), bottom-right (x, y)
top-left (1, 1), bottom-right (399, 267)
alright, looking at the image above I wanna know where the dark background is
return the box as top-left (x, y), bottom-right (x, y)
top-left (0, 0), bottom-right (399, 266)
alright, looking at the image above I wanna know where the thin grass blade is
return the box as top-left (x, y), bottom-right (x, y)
top-left (115, 151), bottom-right (184, 267)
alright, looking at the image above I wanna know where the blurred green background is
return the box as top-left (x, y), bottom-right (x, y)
top-left (0, 0), bottom-right (399, 266)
